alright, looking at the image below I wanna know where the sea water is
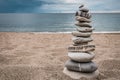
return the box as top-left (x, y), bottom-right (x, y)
top-left (0, 13), bottom-right (120, 32)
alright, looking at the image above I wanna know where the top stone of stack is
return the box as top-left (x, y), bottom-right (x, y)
top-left (80, 8), bottom-right (89, 12)
top-left (79, 5), bottom-right (89, 12)
top-left (75, 5), bottom-right (91, 20)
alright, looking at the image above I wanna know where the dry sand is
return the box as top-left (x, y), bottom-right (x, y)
top-left (0, 32), bottom-right (120, 80)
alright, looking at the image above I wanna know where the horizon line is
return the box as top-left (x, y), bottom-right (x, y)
top-left (0, 11), bottom-right (120, 14)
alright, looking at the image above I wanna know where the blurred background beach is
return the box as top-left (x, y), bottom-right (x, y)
top-left (0, 0), bottom-right (120, 80)
top-left (0, 13), bottom-right (120, 80)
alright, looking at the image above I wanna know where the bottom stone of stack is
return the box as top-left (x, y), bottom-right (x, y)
top-left (63, 67), bottom-right (99, 80)
top-left (65, 60), bottom-right (97, 73)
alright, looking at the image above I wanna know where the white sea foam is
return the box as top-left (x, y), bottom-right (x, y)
top-left (31, 31), bottom-right (120, 34)
top-left (94, 31), bottom-right (120, 33)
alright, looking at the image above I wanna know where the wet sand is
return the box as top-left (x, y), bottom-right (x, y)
top-left (0, 32), bottom-right (120, 80)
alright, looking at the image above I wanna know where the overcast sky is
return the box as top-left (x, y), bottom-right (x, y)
top-left (0, 0), bottom-right (120, 13)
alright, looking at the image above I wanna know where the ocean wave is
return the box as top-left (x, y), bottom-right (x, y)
top-left (30, 31), bottom-right (120, 34)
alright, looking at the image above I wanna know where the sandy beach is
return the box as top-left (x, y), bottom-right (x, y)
top-left (0, 32), bottom-right (120, 80)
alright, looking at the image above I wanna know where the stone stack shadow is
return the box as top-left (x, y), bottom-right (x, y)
top-left (63, 5), bottom-right (99, 79)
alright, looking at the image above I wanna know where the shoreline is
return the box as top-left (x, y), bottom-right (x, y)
top-left (0, 31), bottom-right (120, 34)
top-left (30, 31), bottom-right (120, 34)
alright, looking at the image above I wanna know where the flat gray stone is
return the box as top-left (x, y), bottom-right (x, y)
top-left (86, 13), bottom-right (92, 19)
top-left (72, 31), bottom-right (92, 37)
top-left (68, 45), bottom-right (95, 52)
top-left (76, 27), bottom-right (94, 32)
top-left (65, 60), bottom-right (98, 73)
top-left (73, 42), bottom-right (88, 46)
top-left (75, 11), bottom-right (82, 16)
top-left (80, 12), bottom-right (92, 19)
top-left (72, 37), bottom-right (93, 44)
top-left (80, 7), bottom-right (89, 12)
top-left (75, 21), bottom-right (92, 27)
top-left (76, 16), bottom-right (91, 23)
top-left (63, 67), bottom-right (99, 80)
top-left (76, 11), bottom-right (91, 19)
top-left (68, 52), bottom-right (95, 62)
top-left (80, 11), bottom-right (87, 18)
top-left (79, 4), bottom-right (84, 8)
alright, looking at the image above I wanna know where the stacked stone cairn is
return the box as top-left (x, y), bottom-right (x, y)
top-left (63, 5), bottom-right (99, 79)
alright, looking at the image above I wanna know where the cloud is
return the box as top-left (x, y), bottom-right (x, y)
top-left (35, 0), bottom-right (120, 13)
top-left (0, 0), bottom-right (119, 13)
top-left (77, 0), bottom-right (120, 11)
top-left (0, 0), bottom-right (45, 12)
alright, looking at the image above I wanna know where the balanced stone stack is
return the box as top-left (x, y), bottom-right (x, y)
top-left (63, 5), bottom-right (99, 79)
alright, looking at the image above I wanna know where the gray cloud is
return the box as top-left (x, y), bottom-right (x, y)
top-left (0, 0), bottom-right (46, 12)
top-left (0, 0), bottom-right (119, 13)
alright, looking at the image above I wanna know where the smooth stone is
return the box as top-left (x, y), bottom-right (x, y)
top-left (75, 22), bottom-right (92, 27)
top-left (72, 37), bottom-right (93, 44)
top-left (68, 45), bottom-right (95, 52)
top-left (76, 16), bottom-right (91, 23)
top-left (63, 67), bottom-right (99, 80)
top-left (75, 11), bottom-right (82, 16)
top-left (79, 4), bottom-right (84, 8)
top-left (72, 31), bottom-right (92, 37)
top-left (80, 7), bottom-right (89, 12)
top-left (68, 52), bottom-right (95, 62)
top-left (79, 11), bottom-right (92, 19)
top-left (65, 60), bottom-right (98, 73)
top-left (86, 13), bottom-right (92, 19)
top-left (76, 27), bottom-right (94, 32)
top-left (76, 11), bottom-right (91, 19)
top-left (73, 42), bottom-right (88, 46)
top-left (80, 11), bottom-right (87, 17)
